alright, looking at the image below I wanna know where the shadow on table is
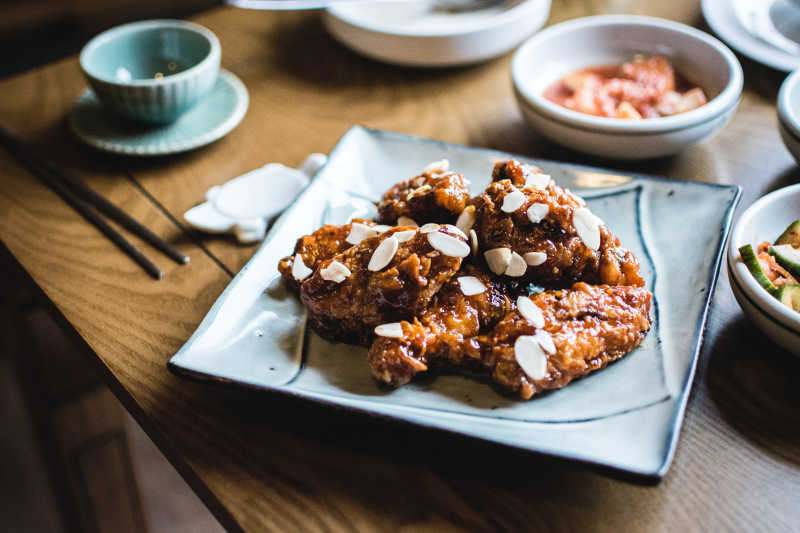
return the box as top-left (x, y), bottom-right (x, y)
top-left (703, 314), bottom-right (800, 467)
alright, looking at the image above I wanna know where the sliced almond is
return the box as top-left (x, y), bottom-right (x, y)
top-left (394, 229), bottom-right (417, 243)
top-left (534, 330), bottom-right (556, 354)
top-left (373, 225), bottom-right (392, 233)
top-left (501, 186), bottom-right (526, 213)
top-left (397, 216), bottom-right (418, 227)
top-left (320, 260), bottom-right (351, 283)
top-left (505, 251), bottom-right (527, 277)
top-left (525, 173), bottom-right (552, 189)
top-left (374, 322), bottom-right (404, 338)
top-left (444, 224), bottom-right (467, 239)
top-left (516, 296), bottom-right (544, 328)
top-left (515, 335), bottom-right (548, 380)
top-left (573, 207), bottom-right (601, 251)
top-left (346, 222), bottom-right (378, 245)
top-left (424, 159), bottom-right (450, 173)
top-left (368, 236), bottom-right (399, 271)
top-left (469, 229), bottom-right (479, 257)
top-left (526, 203), bottom-right (549, 224)
top-left (523, 251), bottom-right (547, 266)
top-left (419, 223), bottom-right (441, 234)
top-left (427, 231), bottom-right (470, 258)
top-left (291, 253), bottom-right (313, 281)
top-left (457, 276), bottom-right (487, 296)
top-left (455, 205), bottom-right (476, 234)
top-left (406, 184), bottom-right (432, 200)
top-left (484, 247), bottom-right (511, 275)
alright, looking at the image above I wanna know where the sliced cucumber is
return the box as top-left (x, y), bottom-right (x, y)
top-left (776, 284), bottom-right (800, 312)
top-left (739, 244), bottom-right (778, 295)
top-left (775, 220), bottom-right (800, 247)
top-left (769, 244), bottom-right (800, 278)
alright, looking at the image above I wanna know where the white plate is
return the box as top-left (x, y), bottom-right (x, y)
top-left (323, 0), bottom-right (551, 67)
top-left (703, 0), bottom-right (800, 72)
top-left (169, 127), bottom-right (741, 481)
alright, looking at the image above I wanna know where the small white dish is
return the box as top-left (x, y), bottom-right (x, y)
top-left (69, 69), bottom-right (248, 156)
top-left (184, 153), bottom-right (327, 243)
top-left (727, 183), bottom-right (800, 357)
top-left (511, 15), bottom-right (743, 159)
top-left (323, 0), bottom-right (551, 67)
top-left (778, 69), bottom-right (800, 164)
top-left (703, 0), bottom-right (800, 73)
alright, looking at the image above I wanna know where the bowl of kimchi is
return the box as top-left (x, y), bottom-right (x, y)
top-left (511, 15), bottom-right (743, 159)
top-left (727, 184), bottom-right (800, 357)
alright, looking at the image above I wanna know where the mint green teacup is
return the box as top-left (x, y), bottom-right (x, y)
top-left (80, 19), bottom-right (221, 124)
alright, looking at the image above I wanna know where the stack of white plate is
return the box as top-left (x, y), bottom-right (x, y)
top-left (324, 0), bottom-right (551, 67)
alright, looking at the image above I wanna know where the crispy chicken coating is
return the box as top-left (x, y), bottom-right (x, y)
top-left (377, 162), bottom-right (470, 225)
top-left (301, 226), bottom-right (466, 345)
top-left (278, 219), bottom-right (379, 292)
top-left (369, 282), bottom-right (651, 399)
top-left (485, 283), bottom-right (652, 399)
top-left (368, 264), bottom-right (512, 387)
top-left (473, 166), bottom-right (643, 287)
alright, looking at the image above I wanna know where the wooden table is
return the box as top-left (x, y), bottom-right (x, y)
top-left (1, 2), bottom-right (799, 531)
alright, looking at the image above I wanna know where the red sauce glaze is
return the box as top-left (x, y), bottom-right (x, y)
top-left (543, 55), bottom-right (708, 119)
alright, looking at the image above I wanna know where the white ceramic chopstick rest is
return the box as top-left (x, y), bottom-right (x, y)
top-left (183, 153), bottom-right (327, 244)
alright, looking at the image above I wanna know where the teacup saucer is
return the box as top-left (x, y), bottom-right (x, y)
top-left (69, 69), bottom-right (248, 156)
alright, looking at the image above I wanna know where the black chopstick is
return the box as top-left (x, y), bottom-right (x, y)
top-left (0, 124), bottom-right (189, 265)
top-left (0, 125), bottom-right (164, 279)
top-left (28, 156), bottom-right (164, 279)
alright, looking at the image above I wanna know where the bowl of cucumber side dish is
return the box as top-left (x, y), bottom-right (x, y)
top-left (729, 184), bottom-right (800, 356)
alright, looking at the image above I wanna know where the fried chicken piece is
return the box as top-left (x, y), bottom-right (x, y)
top-left (301, 225), bottom-right (467, 345)
top-left (473, 164), bottom-right (643, 287)
top-left (377, 161), bottom-right (470, 225)
top-left (368, 264), bottom-right (512, 387)
top-left (485, 283), bottom-right (652, 399)
top-left (278, 218), bottom-right (380, 292)
top-left (369, 282), bottom-right (651, 399)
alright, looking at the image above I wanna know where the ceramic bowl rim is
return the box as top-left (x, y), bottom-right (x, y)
top-left (511, 15), bottom-right (744, 134)
top-left (79, 19), bottom-right (221, 87)
top-left (778, 69), bottom-right (800, 141)
top-left (327, 0), bottom-right (550, 38)
top-left (728, 183), bottom-right (800, 334)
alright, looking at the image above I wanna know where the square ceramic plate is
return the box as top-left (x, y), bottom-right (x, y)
top-left (169, 127), bottom-right (740, 481)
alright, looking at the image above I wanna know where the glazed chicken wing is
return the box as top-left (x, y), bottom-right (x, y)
top-left (368, 264), bottom-right (512, 387)
top-left (485, 282), bottom-right (652, 399)
top-left (369, 282), bottom-right (651, 399)
top-left (377, 160), bottom-right (471, 225)
top-left (473, 161), bottom-right (643, 287)
top-left (300, 225), bottom-right (469, 345)
top-left (278, 218), bottom-right (380, 292)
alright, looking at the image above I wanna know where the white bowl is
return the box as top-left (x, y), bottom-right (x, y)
top-left (778, 69), bottom-right (800, 164)
top-left (727, 184), bottom-right (800, 357)
top-left (511, 15), bottom-right (743, 159)
top-left (324, 0), bottom-right (551, 67)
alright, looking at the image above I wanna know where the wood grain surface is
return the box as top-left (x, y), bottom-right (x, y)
top-left (1, 1), bottom-right (799, 532)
